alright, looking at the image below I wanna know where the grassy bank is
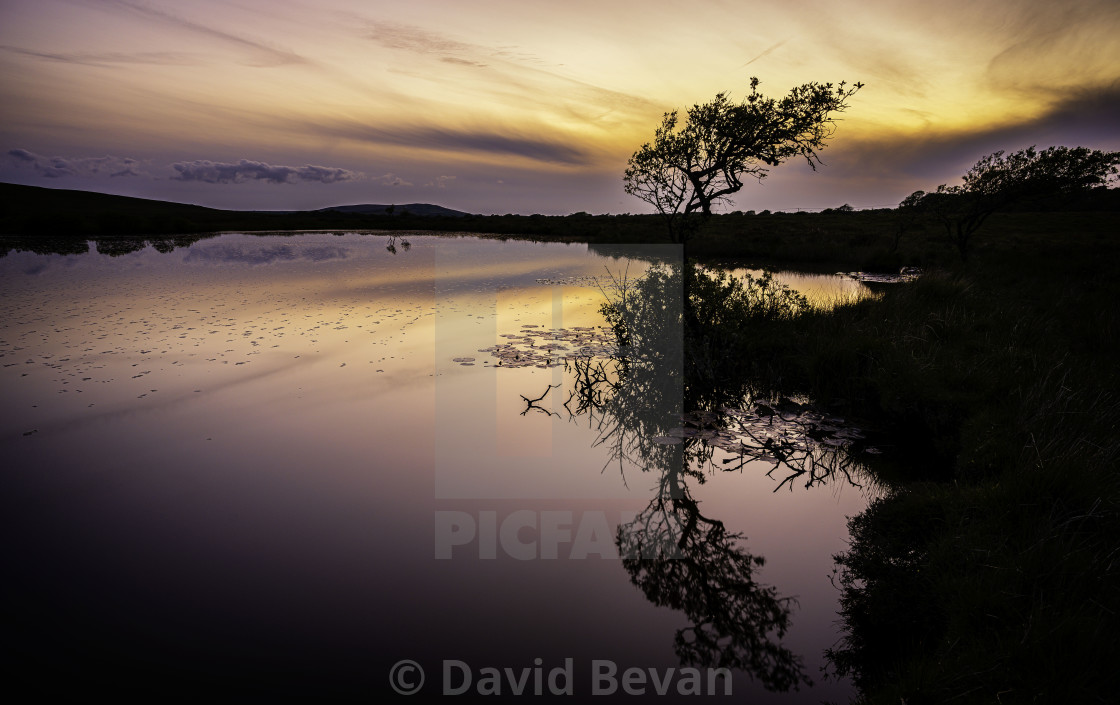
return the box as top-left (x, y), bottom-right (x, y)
top-left (731, 218), bottom-right (1120, 702)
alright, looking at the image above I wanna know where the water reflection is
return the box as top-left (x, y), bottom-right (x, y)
top-left (491, 262), bottom-right (876, 693)
top-left (716, 265), bottom-right (873, 308)
top-left (2, 234), bottom-right (875, 700)
top-left (620, 475), bottom-right (806, 692)
top-left (183, 242), bottom-right (350, 264)
top-left (0, 233), bottom-right (218, 258)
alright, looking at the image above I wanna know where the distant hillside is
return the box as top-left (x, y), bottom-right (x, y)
top-left (0, 182), bottom-right (471, 235)
top-left (315, 203), bottom-right (469, 217)
top-left (1, 182), bottom-right (224, 218)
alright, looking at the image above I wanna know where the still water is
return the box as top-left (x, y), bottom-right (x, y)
top-left (1, 232), bottom-right (874, 702)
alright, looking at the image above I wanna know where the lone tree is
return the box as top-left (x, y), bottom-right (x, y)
top-left (914, 145), bottom-right (1120, 260)
top-left (624, 77), bottom-right (861, 245)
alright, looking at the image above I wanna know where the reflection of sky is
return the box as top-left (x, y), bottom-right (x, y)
top-left (1, 233), bottom-right (868, 701)
top-left (729, 267), bottom-right (873, 308)
top-left (1, 0), bottom-right (1117, 214)
top-left (182, 242), bottom-right (350, 264)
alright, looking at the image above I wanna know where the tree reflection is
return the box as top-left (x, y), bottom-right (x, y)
top-left (1, 232), bottom-right (415, 258)
top-left (618, 459), bottom-right (809, 692)
top-left (559, 346), bottom-right (813, 690)
top-left (507, 262), bottom-right (872, 692)
top-left (0, 234), bottom-right (218, 258)
top-left (564, 263), bottom-right (870, 491)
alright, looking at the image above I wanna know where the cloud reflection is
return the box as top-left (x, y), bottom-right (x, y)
top-left (183, 243), bottom-right (349, 265)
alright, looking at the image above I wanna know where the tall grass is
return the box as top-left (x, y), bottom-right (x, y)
top-left (804, 225), bottom-right (1120, 702)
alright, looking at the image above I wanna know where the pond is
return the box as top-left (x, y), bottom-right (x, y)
top-left (1, 232), bottom-right (877, 701)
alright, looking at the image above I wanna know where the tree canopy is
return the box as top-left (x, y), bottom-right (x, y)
top-left (624, 77), bottom-right (861, 243)
top-left (905, 145), bottom-right (1120, 259)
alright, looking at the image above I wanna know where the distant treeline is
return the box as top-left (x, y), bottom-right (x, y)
top-left (3, 181), bottom-right (1119, 268)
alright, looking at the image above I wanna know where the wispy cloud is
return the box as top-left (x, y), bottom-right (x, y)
top-left (371, 173), bottom-right (412, 187)
top-left (367, 22), bottom-right (478, 56)
top-left (741, 39), bottom-right (789, 67)
top-left (0, 45), bottom-right (200, 66)
top-left (440, 56), bottom-right (488, 68)
top-left (170, 159), bottom-right (361, 184)
top-left (425, 175), bottom-right (455, 189)
top-left (365, 20), bottom-right (656, 124)
top-left (6, 148), bottom-right (144, 177)
top-left (65, 0), bottom-right (306, 67)
top-left (984, 0), bottom-right (1120, 93)
top-left (366, 20), bottom-right (552, 67)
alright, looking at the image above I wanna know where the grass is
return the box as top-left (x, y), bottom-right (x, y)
top-left (772, 217), bottom-right (1120, 703)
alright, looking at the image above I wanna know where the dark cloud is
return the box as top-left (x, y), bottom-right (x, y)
top-left (183, 244), bottom-right (349, 265)
top-left (441, 57), bottom-right (488, 68)
top-left (301, 118), bottom-right (589, 165)
top-left (6, 150), bottom-right (362, 186)
top-left (1031, 83), bottom-right (1120, 142)
top-left (368, 22), bottom-right (475, 55)
top-left (829, 81), bottom-right (1120, 183)
top-left (6, 148), bottom-right (143, 178)
top-left (170, 159), bottom-right (361, 184)
top-left (426, 128), bottom-right (587, 164)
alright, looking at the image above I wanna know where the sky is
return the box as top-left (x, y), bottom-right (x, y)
top-left (2, 0), bottom-right (1118, 215)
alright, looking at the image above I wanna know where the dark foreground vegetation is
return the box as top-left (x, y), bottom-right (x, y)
top-left (740, 222), bottom-right (1120, 703)
top-left (3, 180), bottom-right (1119, 701)
top-left (585, 199), bottom-right (1118, 701)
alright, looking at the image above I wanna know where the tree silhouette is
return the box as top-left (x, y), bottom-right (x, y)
top-left (917, 145), bottom-right (1120, 260)
top-left (893, 190), bottom-right (926, 253)
top-left (624, 77), bottom-right (861, 245)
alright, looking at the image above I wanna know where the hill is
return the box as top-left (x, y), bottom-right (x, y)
top-left (0, 182), bottom-right (470, 235)
top-left (314, 203), bottom-right (468, 217)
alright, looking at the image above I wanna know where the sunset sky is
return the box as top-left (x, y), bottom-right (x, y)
top-left (2, 0), bottom-right (1118, 215)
